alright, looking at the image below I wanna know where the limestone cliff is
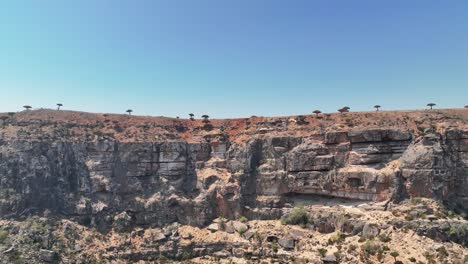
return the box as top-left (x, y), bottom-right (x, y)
top-left (0, 109), bottom-right (467, 231)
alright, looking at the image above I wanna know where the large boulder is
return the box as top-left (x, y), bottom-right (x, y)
top-left (113, 212), bottom-right (132, 232)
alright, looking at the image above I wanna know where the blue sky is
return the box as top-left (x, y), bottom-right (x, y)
top-left (0, 1), bottom-right (467, 118)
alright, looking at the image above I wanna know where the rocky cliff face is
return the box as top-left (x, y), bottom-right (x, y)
top-left (1, 109), bottom-right (467, 231)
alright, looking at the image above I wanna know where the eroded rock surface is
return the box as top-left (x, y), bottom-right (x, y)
top-left (0, 110), bottom-right (467, 230)
top-left (0, 109), bottom-right (467, 262)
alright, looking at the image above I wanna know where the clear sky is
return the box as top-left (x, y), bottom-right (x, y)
top-left (0, 1), bottom-right (467, 118)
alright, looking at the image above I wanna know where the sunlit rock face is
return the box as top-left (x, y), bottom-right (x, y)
top-left (400, 129), bottom-right (468, 210)
top-left (0, 114), bottom-right (467, 228)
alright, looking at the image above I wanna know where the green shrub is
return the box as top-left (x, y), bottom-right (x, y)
top-left (361, 240), bottom-right (380, 256)
top-left (271, 242), bottom-right (278, 253)
top-left (237, 226), bottom-right (247, 236)
top-left (12, 253), bottom-right (23, 264)
top-left (390, 251), bottom-right (400, 261)
top-left (446, 226), bottom-right (460, 236)
top-left (180, 251), bottom-right (192, 260)
top-left (93, 130), bottom-right (105, 137)
top-left (328, 231), bottom-right (345, 245)
top-left (378, 233), bottom-right (391, 242)
top-left (446, 210), bottom-right (456, 219)
top-left (0, 229), bottom-right (8, 243)
top-left (254, 231), bottom-right (263, 244)
top-left (409, 257), bottom-right (416, 262)
top-left (238, 216), bottom-right (248, 223)
top-left (281, 205), bottom-right (309, 226)
top-left (318, 248), bottom-right (328, 257)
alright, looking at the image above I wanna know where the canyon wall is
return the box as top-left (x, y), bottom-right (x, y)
top-left (1, 125), bottom-right (467, 229)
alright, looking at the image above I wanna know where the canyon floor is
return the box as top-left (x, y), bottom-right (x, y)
top-left (1, 198), bottom-right (467, 263)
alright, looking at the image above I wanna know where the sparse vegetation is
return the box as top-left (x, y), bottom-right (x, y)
top-left (436, 246), bottom-right (448, 259)
top-left (338, 108), bottom-right (348, 115)
top-left (253, 231), bottom-right (263, 245)
top-left (446, 210), bottom-right (457, 219)
top-left (328, 231), bottom-right (345, 245)
top-left (390, 251), bottom-right (400, 262)
top-left (347, 244), bottom-right (357, 253)
top-left (180, 251), bottom-right (193, 260)
top-left (318, 248), bottom-right (328, 257)
top-left (410, 197), bottom-right (423, 204)
top-left (0, 116), bottom-right (8, 128)
top-left (281, 205), bottom-right (309, 226)
top-left (423, 251), bottom-right (436, 264)
top-left (93, 130), bottom-right (105, 137)
top-left (237, 226), bottom-right (247, 236)
top-left (361, 240), bottom-right (380, 256)
top-left (378, 233), bottom-right (391, 242)
top-left (446, 225), bottom-right (465, 238)
top-left (238, 216), bottom-right (248, 223)
top-left (271, 241), bottom-right (278, 253)
top-left (218, 216), bottom-right (226, 230)
top-left (427, 103), bottom-right (436, 110)
top-left (0, 229), bottom-right (8, 243)
top-left (296, 115), bottom-right (307, 124)
top-left (374, 105), bottom-right (381, 111)
top-left (12, 253), bottom-right (23, 264)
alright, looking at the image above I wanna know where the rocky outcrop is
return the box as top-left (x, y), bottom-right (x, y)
top-left (0, 140), bottom-right (214, 229)
top-left (399, 129), bottom-right (468, 213)
top-left (0, 114), bottom-right (467, 231)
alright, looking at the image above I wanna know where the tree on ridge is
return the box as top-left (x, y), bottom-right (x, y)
top-left (427, 103), bottom-right (436, 110)
top-left (338, 108), bottom-right (348, 115)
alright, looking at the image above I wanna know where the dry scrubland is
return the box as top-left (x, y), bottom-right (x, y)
top-left (1, 108), bottom-right (467, 142)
